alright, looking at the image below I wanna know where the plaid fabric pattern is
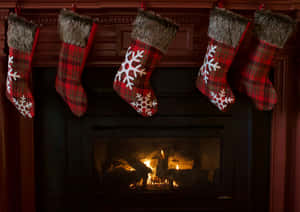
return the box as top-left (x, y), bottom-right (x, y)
top-left (6, 48), bottom-right (34, 118)
top-left (238, 39), bottom-right (278, 110)
top-left (113, 40), bottom-right (163, 117)
top-left (196, 38), bottom-right (236, 111)
top-left (56, 43), bottom-right (87, 117)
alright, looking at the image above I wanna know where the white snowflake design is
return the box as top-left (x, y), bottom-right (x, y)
top-left (114, 47), bottom-right (146, 90)
top-left (12, 95), bottom-right (33, 118)
top-left (199, 44), bottom-right (221, 84)
top-left (131, 93), bottom-right (157, 116)
top-left (6, 56), bottom-right (20, 94)
top-left (210, 89), bottom-right (234, 111)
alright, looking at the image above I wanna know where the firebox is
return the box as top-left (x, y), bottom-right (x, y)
top-left (94, 136), bottom-right (221, 193)
top-left (34, 68), bottom-right (270, 212)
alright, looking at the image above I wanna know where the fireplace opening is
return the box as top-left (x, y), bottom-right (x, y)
top-left (94, 137), bottom-right (221, 193)
top-left (34, 68), bottom-right (271, 212)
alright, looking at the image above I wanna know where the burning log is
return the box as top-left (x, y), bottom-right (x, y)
top-left (127, 158), bottom-right (152, 187)
top-left (156, 150), bottom-right (169, 179)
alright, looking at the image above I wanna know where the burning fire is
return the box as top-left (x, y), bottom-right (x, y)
top-left (143, 159), bottom-right (152, 169)
top-left (173, 180), bottom-right (179, 187)
top-left (109, 149), bottom-right (194, 190)
top-left (132, 150), bottom-right (186, 189)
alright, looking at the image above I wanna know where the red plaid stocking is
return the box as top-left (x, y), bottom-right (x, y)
top-left (235, 9), bottom-right (295, 110)
top-left (6, 14), bottom-right (40, 118)
top-left (113, 9), bottom-right (178, 117)
top-left (196, 7), bottom-right (250, 111)
top-left (55, 9), bottom-right (97, 117)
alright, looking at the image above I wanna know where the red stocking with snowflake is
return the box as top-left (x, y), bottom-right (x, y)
top-left (196, 7), bottom-right (250, 111)
top-left (113, 9), bottom-right (178, 117)
top-left (6, 13), bottom-right (40, 118)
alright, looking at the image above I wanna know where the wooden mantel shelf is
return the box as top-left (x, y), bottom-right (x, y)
top-left (0, 0), bottom-right (299, 10)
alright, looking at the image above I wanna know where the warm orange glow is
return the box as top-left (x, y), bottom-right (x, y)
top-left (128, 154), bottom-right (186, 189)
top-left (108, 150), bottom-right (197, 190)
top-left (173, 180), bottom-right (179, 187)
top-left (143, 159), bottom-right (152, 170)
top-left (161, 149), bottom-right (165, 159)
top-left (140, 158), bottom-right (169, 187)
top-left (107, 159), bottom-right (136, 172)
top-left (168, 155), bottom-right (194, 170)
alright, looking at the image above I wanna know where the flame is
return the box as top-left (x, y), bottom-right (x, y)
top-left (146, 173), bottom-right (152, 185)
top-left (161, 149), bottom-right (165, 159)
top-left (126, 150), bottom-right (194, 190)
top-left (140, 157), bottom-right (172, 187)
top-left (143, 159), bottom-right (152, 170)
top-left (173, 180), bottom-right (179, 187)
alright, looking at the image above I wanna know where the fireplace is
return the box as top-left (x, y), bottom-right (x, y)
top-left (33, 67), bottom-right (270, 212)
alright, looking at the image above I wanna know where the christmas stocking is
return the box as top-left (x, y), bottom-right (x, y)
top-left (6, 13), bottom-right (40, 118)
top-left (56, 9), bottom-right (97, 117)
top-left (235, 9), bottom-right (295, 110)
top-left (113, 9), bottom-right (178, 117)
top-left (196, 7), bottom-right (250, 111)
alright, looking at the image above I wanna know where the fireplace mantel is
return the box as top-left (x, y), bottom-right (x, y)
top-left (0, 1), bottom-right (300, 212)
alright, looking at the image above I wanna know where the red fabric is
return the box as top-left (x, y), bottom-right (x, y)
top-left (237, 39), bottom-right (278, 110)
top-left (6, 28), bottom-right (39, 119)
top-left (196, 38), bottom-right (236, 111)
top-left (113, 40), bottom-right (163, 117)
top-left (56, 23), bottom-right (97, 117)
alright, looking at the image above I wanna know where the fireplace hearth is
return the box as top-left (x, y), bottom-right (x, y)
top-left (34, 67), bottom-right (270, 212)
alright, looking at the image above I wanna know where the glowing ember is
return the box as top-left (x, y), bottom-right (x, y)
top-left (176, 164), bottom-right (179, 170)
